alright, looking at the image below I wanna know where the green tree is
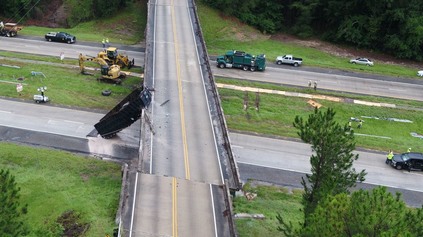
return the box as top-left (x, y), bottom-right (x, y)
top-left (294, 108), bottom-right (366, 225)
top-left (0, 169), bottom-right (29, 237)
top-left (302, 187), bottom-right (423, 237)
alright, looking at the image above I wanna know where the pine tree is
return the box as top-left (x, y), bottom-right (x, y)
top-left (302, 186), bottom-right (423, 237)
top-left (293, 108), bottom-right (366, 226)
top-left (0, 169), bottom-right (29, 237)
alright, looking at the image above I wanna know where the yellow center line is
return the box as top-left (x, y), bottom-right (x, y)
top-left (171, 0), bottom-right (190, 180)
top-left (172, 177), bottom-right (178, 237)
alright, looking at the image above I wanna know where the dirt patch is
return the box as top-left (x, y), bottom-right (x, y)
top-left (26, 0), bottom-right (68, 28)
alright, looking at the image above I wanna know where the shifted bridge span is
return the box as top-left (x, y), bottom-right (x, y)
top-left (124, 0), bottom-right (241, 236)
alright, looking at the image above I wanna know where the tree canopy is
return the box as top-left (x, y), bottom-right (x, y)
top-left (0, 0), bottom-right (128, 27)
top-left (202, 0), bottom-right (423, 61)
top-left (303, 187), bottom-right (423, 237)
top-left (0, 169), bottom-right (28, 237)
top-left (293, 108), bottom-right (366, 224)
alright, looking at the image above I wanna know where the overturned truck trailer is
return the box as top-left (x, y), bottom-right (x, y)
top-left (94, 87), bottom-right (152, 138)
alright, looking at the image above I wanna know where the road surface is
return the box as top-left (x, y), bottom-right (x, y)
top-left (0, 98), bottom-right (421, 208)
top-left (2, 37), bottom-right (423, 101)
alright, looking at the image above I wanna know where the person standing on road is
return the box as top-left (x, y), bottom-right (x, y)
top-left (386, 150), bottom-right (394, 164)
top-left (313, 81), bottom-right (317, 90)
top-left (106, 38), bottom-right (110, 47)
top-left (102, 38), bottom-right (106, 48)
top-left (308, 80), bottom-right (312, 88)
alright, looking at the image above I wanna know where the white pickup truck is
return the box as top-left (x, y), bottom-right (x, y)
top-left (275, 55), bottom-right (303, 67)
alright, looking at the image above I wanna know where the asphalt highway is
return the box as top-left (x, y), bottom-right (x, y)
top-left (0, 98), bottom-right (421, 207)
top-left (1, 36), bottom-right (423, 101)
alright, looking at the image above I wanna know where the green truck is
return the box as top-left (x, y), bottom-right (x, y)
top-left (216, 50), bottom-right (266, 71)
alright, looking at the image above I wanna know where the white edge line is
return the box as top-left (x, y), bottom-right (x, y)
top-left (209, 184), bottom-right (218, 237)
top-left (129, 172), bottom-right (139, 237)
top-left (150, 0), bottom-right (157, 175)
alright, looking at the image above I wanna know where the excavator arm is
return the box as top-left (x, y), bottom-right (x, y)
top-left (78, 53), bottom-right (125, 84)
top-left (79, 53), bottom-right (109, 73)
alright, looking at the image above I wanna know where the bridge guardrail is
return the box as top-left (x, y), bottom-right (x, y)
top-left (190, 0), bottom-right (242, 191)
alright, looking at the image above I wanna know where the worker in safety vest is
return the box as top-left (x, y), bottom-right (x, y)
top-left (0, 21), bottom-right (4, 31)
top-left (386, 150), bottom-right (394, 164)
top-left (407, 147), bottom-right (411, 153)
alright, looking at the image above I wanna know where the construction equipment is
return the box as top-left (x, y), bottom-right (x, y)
top-left (216, 50), bottom-right (266, 71)
top-left (94, 87), bottom-right (152, 138)
top-left (79, 53), bottom-right (126, 84)
top-left (33, 86), bottom-right (49, 103)
top-left (0, 21), bottom-right (23, 37)
top-left (98, 47), bottom-right (134, 69)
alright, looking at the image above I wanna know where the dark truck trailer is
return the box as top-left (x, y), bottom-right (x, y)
top-left (0, 22), bottom-right (23, 37)
top-left (94, 87), bottom-right (152, 138)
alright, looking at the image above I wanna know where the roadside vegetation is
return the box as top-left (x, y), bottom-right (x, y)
top-left (0, 54), bottom-right (142, 110)
top-left (217, 77), bottom-right (423, 153)
top-left (0, 142), bottom-right (122, 237)
top-left (1, 1), bottom-right (423, 236)
top-left (197, 2), bottom-right (423, 79)
top-left (18, 0), bottom-right (147, 45)
top-left (200, 0), bottom-right (423, 62)
top-left (234, 183), bottom-right (303, 237)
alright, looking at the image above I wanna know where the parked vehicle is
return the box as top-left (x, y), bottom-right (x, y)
top-left (216, 50), bottom-right (266, 71)
top-left (349, 57), bottom-right (374, 66)
top-left (275, 55), bottom-right (303, 67)
top-left (390, 152), bottom-right (423, 171)
top-left (417, 70), bottom-right (423, 77)
top-left (0, 21), bottom-right (23, 37)
top-left (45, 32), bottom-right (76, 44)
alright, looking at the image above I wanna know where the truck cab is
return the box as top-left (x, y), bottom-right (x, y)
top-left (217, 50), bottom-right (266, 71)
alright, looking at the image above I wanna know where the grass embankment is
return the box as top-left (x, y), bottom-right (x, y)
top-left (0, 55), bottom-right (142, 110)
top-left (234, 183), bottom-right (303, 237)
top-left (20, 0), bottom-right (147, 45)
top-left (218, 78), bottom-right (423, 153)
top-left (197, 2), bottom-right (423, 79)
top-left (0, 142), bottom-right (122, 236)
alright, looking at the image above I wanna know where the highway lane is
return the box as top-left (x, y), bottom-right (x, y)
top-left (230, 133), bottom-right (423, 205)
top-left (0, 98), bottom-right (140, 159)
top-left (213, 66), bottom-right (423, 102)
top-left (0, 36), bottom-right (145, 66)
top-left (0, 97), bottom-right (421, 206)
top-left (131, 0), bottom-right (226, 236)
top-left (2, 37), bottom-right (423, 102)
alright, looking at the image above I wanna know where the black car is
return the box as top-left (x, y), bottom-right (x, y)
top-left (390, 152), bottom-right (423, 171)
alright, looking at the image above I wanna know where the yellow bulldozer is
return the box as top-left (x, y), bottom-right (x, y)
top-left (79, 53), bottom-right (126, 84)
top-left (98, 47), bottom-right (134, 69)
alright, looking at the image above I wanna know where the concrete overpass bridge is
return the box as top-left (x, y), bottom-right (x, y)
top-left (125, 0), bottom-right (241, 236)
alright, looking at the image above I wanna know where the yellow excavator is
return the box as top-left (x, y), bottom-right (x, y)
top-left (79, 53), bottom-right (126, 84)
top-left (97, 47), bottom-right (134, 69)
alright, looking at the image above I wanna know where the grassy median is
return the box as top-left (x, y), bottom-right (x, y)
top-left (0, 142), bottom-right (122, 236)
top-left (0, 55), bottom-right (142, 110)
top-left (218, 78), bottom-right (423, 153)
